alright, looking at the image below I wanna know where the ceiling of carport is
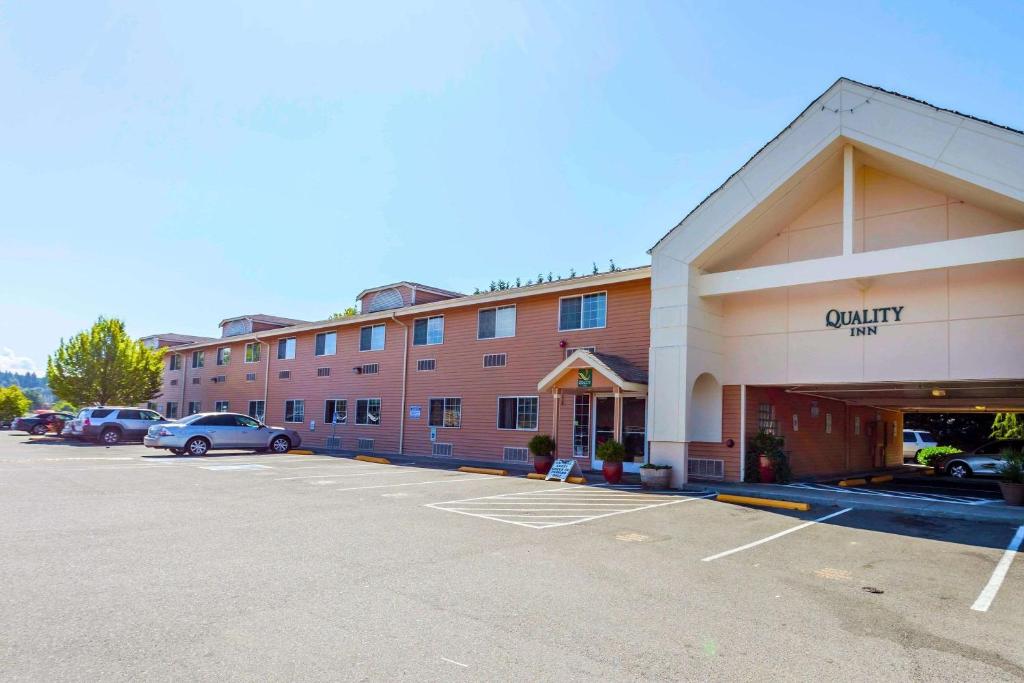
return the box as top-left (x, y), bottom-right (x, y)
top-left (780, 380), bottom-right (1024, 412)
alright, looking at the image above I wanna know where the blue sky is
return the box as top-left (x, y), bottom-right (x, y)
top-left (2, 1), bottom-right (1022, 374)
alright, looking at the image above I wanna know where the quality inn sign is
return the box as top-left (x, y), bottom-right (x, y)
top-left (826, 306), bottom-right (904, 337)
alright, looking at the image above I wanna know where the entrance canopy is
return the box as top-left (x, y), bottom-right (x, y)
top-left (783, 379), bottom-right (1024, 413)
top-left (537, 349), bottom-right (648, 393)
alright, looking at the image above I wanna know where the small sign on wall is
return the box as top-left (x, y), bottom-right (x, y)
top-left (409, 405), bottom-right (422, 420)
top-left (430, 427), bottom-right (437, 442)
top-left (577, 369), bottom-right (593, 388)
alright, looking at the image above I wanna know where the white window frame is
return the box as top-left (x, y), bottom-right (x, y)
top-left (496, 395), bottom-right (539, 432)
top-left (284, 399), bottom-right (305, 423)
top-left (360, 324), bottom-right (386, 352)
top-left (413, 315), bottom-right (444, 346)
top-left (557, 291), bottom-right (607, 332)
top-left (477, 305), bottom-right (516, 340)
top-left (216, 347), bottom-right (231, 366)
top-left (214, 400), bottom-right (229, 412)
top-left (428, 397), bottom-right (462, 429)
top-left (191, 351), bottom-right (204, 369)
top-left (187, 401), bottom-right (202, 415)
top-left (165, 401), bottom-right (179, 419)
top-left (169, 354), bottom-right (182, 371)
top-left (315, 331), bottom-right (337, 357)
top-left (247, 400), bottom-right (265, 421)
top-left (355, 398), bottom-right (381, 426)
top-left (277, 337), bottom-right (296, 360)
top-left (324, 399), bottom-right (347, 425)
top-left (244, 342), bottom-right (261, 364)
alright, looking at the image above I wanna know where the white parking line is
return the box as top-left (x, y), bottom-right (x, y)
top-left (701, 508), bottom-right (853, 562)
top-left (971, 525), bottom-right (1024, 612)
top-left (335, 475), bottom-right (497, 492)
top-left (427, 486), bottom-right (714, 529)
top-left (274, 469), bottom-right (419, 481)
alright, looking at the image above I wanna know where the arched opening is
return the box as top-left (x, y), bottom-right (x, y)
top-left (689, 372), bottom-right (722, 442)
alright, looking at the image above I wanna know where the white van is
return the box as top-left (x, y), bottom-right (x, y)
top-left (903, 429), bottom-right (938, 461)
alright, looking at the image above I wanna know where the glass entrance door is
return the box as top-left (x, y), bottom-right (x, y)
top-left (591, 395), bottom-right (647, 473)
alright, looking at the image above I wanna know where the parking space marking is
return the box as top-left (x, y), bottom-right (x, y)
top-left (971, 524), bottom-right (1024, 613)
top-left (273, 469), bottom-right (417, 481)
top-left (200, 464), bottom-right (272, 471)
top-left (785, 482), bottom-right (998, 505)
top-left (335, 474), bottom-right (497, 492)
top-left (427, 486), bottom-right (714, 529)
top-left (701, 508), bottom-right (853, 562)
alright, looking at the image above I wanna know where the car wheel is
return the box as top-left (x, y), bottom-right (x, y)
top-left (185, 437), bottom-right (210, 456)
top-left (31, 424), bottom-right (47, 435)
top-left (100, 428), bottom-right (122, 445)
top-left (947, 461), bottom-right (972, 478)
top-left (270, 436), bottom-right (291, 453)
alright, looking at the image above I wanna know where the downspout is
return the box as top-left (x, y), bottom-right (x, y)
top-left (181, 352), bottom-right (188, 417)
top-left (262, 338), bottom-right (271, 422)
top-left (739, 384), bottom-right (747, 482)
top-left (390, 312), bottom-right (409, 455)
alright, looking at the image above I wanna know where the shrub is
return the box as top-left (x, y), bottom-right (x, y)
top-left (527, 434), bottom-right (556, 458)
top-left (996, 446), bottom-right (1024, 484)
top-left (746, 429), bottom-right (792, 483)
top-left (596, 439), bottom-right (626, 463)
top-left (640, 463), bottom-right (672, 470)
top-left (917, 445), bottom-right (961, 467)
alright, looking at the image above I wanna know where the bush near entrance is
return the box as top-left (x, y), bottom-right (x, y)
top-left (746, 430), bottom-right (793, 483)
top-left (916, 446), bottom-right (962, 467)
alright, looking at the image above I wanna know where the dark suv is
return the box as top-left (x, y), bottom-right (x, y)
top-left (66, 407), bottom-right (168, 444)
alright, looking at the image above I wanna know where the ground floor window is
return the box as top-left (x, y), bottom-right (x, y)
top-left (248, 400), bottom-right (265, 421)
top-left (573, 394), bottom-right (590, 457)
top-left (165, 402), bottom-right (178, 420)
top-left (497, 396), bottom-right (538, 431)
top-left (758, 403), bottom-right (777, 435)
top-left (325, 399), bottom-right (347, 425)
top-left (356, 398), bottom-right (381, 426)
top-left (214, 401), bottom-right (229, 412)
top-left (284, 400), bottom-right (305, 423)
top-left (187, 401), bottom-right (201, 416)
top-left (429, 398), bottom-right (462, 428)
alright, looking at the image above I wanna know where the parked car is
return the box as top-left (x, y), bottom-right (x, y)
top-left (935, 439), bottom-right (1024, 478)
top-left (65, 407), bottom-right (167, 444)
top-left (11, 412), bottom-right (76, 435)
top-left (143, 412), bottom-right (301, 456)
top-left (902, 429), bottom-right (938, 461)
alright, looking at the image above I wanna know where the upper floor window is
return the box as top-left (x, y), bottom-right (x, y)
top-left (315, 331), bottom-right (337, 356)
top-left (244, 342), bottom-right (261, 363)
top-left (413, 316), bottom-right (444, 346)
top-left (216, 347), bottom-right (231, 366)
top-left (191, 351), bottom-right (204, 369)
top-left (284, 399), bottom-right (305, 423)
top-left (277, 338), bottom-right (296, 360)
top-left (360, 324), bottom-right (385, 352)
top-left (169, 354), bottom-right (182, 371)
top-left (559, 292), bottom-right (606, 331)
top-left (478, 305), bottom-right (516, 339)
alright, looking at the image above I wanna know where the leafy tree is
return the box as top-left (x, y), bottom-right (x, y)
top-left (47, 317), bottom-right (164, 407)
top-left (608, 259), bottom-right (617, 272)
top-left (904, 413), bottom-right (995, 450)
top-left (52, 399), bottom-right (77, 414)
top-left (592, 262), bottom-right (599, 275)
top-left (0, 385), bottom-right (31, 423)
top-left (991, 413), bottom-right (1024, 439)
top-left (22, 387), bottom-right (46, 409)
top-left (328, 307), bottom-right (358, 320)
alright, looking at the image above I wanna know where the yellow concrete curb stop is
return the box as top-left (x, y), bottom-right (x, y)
top-left (715, 494), bottom-right (811, 511)
top-left (287, 450), bottom-right (314, 455)
top-left (869, 474), bottom-right (893, 484)
top-left (525, 473), bottom-right (587, 484)
top-left (837, 478), bottom-right (867, 487)
top-left (355, 455), bottom-right (391, 465)
top-left (458, 466), bottom-right (507, 476)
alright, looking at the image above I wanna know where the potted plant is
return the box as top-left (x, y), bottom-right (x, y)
top-left (747, 430), bottom-right (791, 484)
top-left (640, 463), bottom-right (672, 489)
top-left (528, 434), bottom-right (557, 475)
top-left (996, 446), bottom-right (1024, 506)
top-left (596, 439), bottom-right (626, 484)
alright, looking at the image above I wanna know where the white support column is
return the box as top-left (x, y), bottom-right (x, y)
top-left (843, 143), bottom-right (854, 255)
top-left (739, 384), bottom-right (747, 483)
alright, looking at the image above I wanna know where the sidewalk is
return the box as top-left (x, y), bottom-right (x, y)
top-left (700, 480), bottom-right (1024, 524)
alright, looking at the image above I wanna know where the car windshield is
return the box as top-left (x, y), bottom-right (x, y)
top-left (918, 431), bottom-right (936, 441)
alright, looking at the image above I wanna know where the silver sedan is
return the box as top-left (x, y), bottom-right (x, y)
top-left (936, 439), bottom-right (1023, 478)
top-left (144, 412), bottom-right (302, 456)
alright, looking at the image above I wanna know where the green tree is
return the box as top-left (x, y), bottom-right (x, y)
top-left (22, 387), bottom-right (46, 409)
top-left (52, 399), bottom-right (77, 414)
top-left (47, 317), bottom-right (164, 407)
top-left (328, 307), bottom-right (358, 320)
top-left (992, 413), bottom-right (1024, 439)
top-left (0, 385), bottom-right (31, 423)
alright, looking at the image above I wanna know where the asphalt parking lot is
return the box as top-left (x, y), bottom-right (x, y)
top-left (2, 434), bottom-right (1022, 681)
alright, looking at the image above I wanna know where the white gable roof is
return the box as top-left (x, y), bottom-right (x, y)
top-left (650, 78), bottom-right (1024, 265)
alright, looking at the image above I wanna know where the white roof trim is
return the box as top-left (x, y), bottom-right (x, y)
top-left (537, 349), bottom-right (647, 393)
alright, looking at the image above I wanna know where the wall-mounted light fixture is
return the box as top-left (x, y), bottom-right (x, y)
top-left (931, 388), bottom-right (946, 397)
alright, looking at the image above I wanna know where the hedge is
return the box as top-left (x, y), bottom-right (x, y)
top-left (917, 446), bottom-right (962, 467)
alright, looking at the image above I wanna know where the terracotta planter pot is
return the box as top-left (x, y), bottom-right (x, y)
top-left (999, 481), bottom-right (1024, 506)
top-left (533, 455), bottom-right (554, 475)
top-left (758, 454), bottom-right (776, 484)
top-left (640, 467), bottom-right (671, 489)
top-left (602, 461), bottom-right (623, 484)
